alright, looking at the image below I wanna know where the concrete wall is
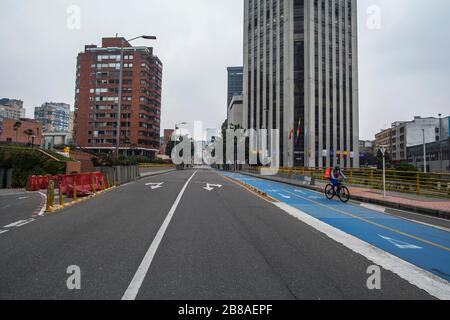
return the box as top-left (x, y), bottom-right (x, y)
top-left (94, 165), bottom-right (140, 186)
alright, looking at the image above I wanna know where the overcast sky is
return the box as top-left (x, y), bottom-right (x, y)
top-left (0, 0), bottom-right (449, 140)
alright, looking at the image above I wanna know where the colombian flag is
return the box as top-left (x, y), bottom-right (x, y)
top-left (289, 126), bottom-right (294, 140)
top-left (295, 119), bottom-right (301, 145)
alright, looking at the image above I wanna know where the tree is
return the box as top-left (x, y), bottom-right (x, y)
top-left (13, 121), bottom-right (22, 143)
top-left (24, 129), bottom-right (34, 146)
top-left (165, 140), bottom-right (176, 157)
top-left (395, 162), bottom-right (417, 172)
top-left (375, 149), bottom-right (393, 169)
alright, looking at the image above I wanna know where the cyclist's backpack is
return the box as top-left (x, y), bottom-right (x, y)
top-left (324, 167), bottom-right (332, 179)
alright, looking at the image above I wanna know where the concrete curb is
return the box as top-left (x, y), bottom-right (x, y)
top-left (223, 175), bottom-right (278, 203)
top-left (238, 171), bottom-right (450, 220)
top-left (136, 169), bottom-right (176, 181)
top-left (45, 187), bottom-right (117, 214)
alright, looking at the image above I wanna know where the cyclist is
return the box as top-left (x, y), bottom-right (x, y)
top-left (329, 165), bottom-right (348, 193)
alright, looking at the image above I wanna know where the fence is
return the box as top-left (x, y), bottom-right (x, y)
top-left (95, 165), bottom-right (140, 186)
top-left (139, 163), bottom-right (175, 169)
top-left (241, 166), bottom-right (450, 198)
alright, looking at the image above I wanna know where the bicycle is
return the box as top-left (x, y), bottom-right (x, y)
top-left (325, 181), bottom-right (351, 203)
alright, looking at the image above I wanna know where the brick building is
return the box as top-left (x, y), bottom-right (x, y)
top-left (0, 118), bottom-right (43, 146)
top-left (74, 37), bottom-right (163, 158)
top-left (159, 129), bottom-right (174, 155)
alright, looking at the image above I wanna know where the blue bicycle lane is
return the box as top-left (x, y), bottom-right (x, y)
top-left (222, 172), bottom-right (450, 283)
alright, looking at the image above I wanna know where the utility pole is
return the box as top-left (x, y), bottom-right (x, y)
top-left (439, 114), bottom-right (443, 173)
top-left (380, 146), bottom-right (387, 198)
top-left (422, 129), bottom-right (427, 174)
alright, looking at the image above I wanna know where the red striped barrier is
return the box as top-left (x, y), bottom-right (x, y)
top-left (26, 172), bottom-right (106, 198)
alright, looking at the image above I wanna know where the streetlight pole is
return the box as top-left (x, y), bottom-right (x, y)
top-left (380, 146), bottom-right (387, 198)
top-left (115, 35), bottom-right (157, 158)
top-left (422, 129), bottom-right (427, 174)
top-left (439, 113), bottom-right (443, 173)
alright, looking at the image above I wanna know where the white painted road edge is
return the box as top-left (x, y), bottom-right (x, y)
top-left (122, 171), bottom-right (198, 300)
top-left (37, 192), bottom-right (47, 217)
top-left (274, 202), bottom-right (450, 300)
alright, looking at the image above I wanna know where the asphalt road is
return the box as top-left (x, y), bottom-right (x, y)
top-left (0, 190), bottom-right (43, 230)
top-left (0, 169), bottom-right (438, 300)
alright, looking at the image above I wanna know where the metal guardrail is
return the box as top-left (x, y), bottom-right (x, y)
top-left (242, 166), bottom-right (450, 198)
top-left (138, 163), bottom-right (175, 168)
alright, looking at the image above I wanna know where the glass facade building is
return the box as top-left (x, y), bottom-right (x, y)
top-left (243, 0), bottom-right (360, 168)
top-left (227, 66), bottom-right (244, 107)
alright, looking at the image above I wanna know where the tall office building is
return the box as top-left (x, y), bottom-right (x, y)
top-left (0, 98), bottom-right (26, 120)
top-left (243, 0), bottom-right (359, 168)
top-left (74, 37), bottom-right (163, 157)
top-left (227, 66), bottom-right (244, 107)
top-left (34, 102), bottom-right (71, 133)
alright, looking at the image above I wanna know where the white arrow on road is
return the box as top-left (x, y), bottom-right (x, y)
top-left (203, 184), bottom-right (222, 191)
top-left (145, 182), bottom-right (164, 190)
top-left (278, 193), bottom-right (291, 199)
top-left (378, 235), bottom-right (423, 250)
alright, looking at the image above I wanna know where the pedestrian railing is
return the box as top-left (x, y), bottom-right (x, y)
top-left (241, 166), bottom-right (450, 198)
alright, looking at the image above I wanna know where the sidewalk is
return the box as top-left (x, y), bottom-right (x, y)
top-left (239, 171), bottom-right (450, 219)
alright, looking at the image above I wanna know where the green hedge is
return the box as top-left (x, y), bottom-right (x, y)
top-left (0, 146), bottom-right (66, 188)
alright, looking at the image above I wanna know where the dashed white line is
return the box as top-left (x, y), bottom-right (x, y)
top-left (122, 171), bottom-right (198, 300)
top-left (0, 230), bottom-right (9, 235)
top-left (4, 218), bottom-right (35, 228)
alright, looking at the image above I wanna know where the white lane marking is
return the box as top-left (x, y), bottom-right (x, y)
top-left (122, 171), bottom-right (198, 300)
top-left (294, 189), bottom-right (306, 194)
top-left (274, 202), bottom-right (450, 300)
top-left (18, 197), bottom-right (29, 200)
top-left (3, 205), bottom-right (11, 209)
top-left (0, 230), bottom-right (9, 235)
top-left (379, 235), bottom-right (423, 250)
top-left (360, 203), bottom-right (387, 213)
top-left (4, 218), bottom-right (35, 228)
top-left (278, 193), bottom-right (291, 199)
top-left (15, 219), bottom-right (36, 227)
top-left (37, 192), bottom-right (47, 216)
top-left (4, 220), bottom-right (26, 228)
top-left (145, 182), bottom-right (164, 190)
top-left (203, 183), bottom-right (222, 191)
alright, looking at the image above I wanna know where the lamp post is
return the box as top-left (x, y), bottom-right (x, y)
top-left (115, 35), bottom-right (157, 158)
top-left (439, 113), bottom-right (443, 173)
top-left (422, 129), bottom-right (427, 174)
top-left (380, 146), bottom-right (387, 198)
